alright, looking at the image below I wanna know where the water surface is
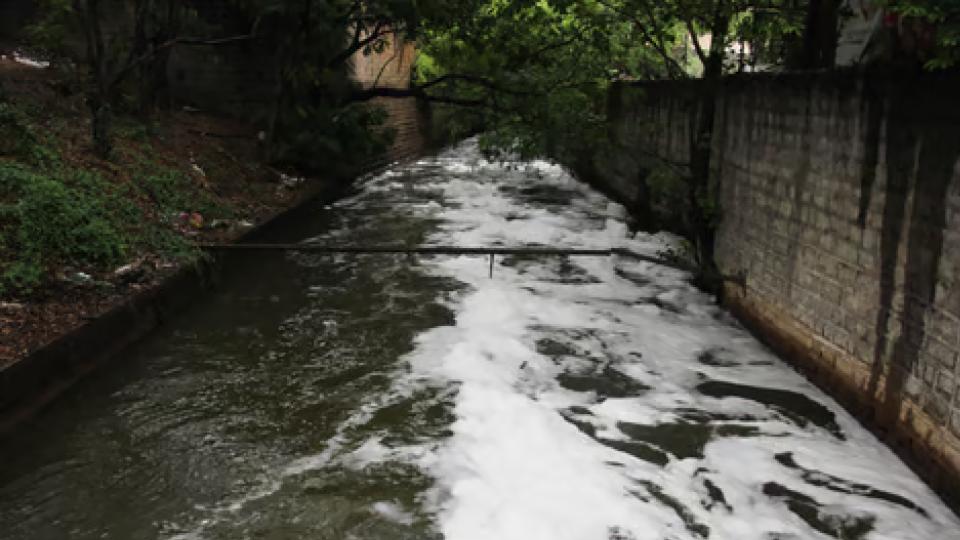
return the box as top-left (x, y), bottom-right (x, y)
top-left (0, 140), bottom-right (957, 540)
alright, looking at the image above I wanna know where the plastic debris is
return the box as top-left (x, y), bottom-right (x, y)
top-left (279, 173), bottom-right (305, 190)
top-left (0, 302), bottom-right (25, 312)
top-left (114, 262), bottom-right (146, 283)
top-left (65, 272), bottom-right (94, 286)
top-left (11, 51), bottom-right (50, 69)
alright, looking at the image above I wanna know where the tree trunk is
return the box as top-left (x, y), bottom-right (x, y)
top-left (264, 39), bottom-right (290, 162)
top-left (89, 92), bottom-right (112, 158)
top-left (139, 46), bottom-right (173, 115)
top-left (800, 0), bottom-right (840, 68)
top-left (687, 10), bottom-right (729, 272)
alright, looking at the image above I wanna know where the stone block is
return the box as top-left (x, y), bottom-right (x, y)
top-left (922, 360), bottom-right (938, 386)
top-left (950, 409), bottom-right (960, 439)
top-left (904, 373), bottom-right (925, 400)
top-left (937, 368), bottom-right (957, 401)
top-left (925, 394), bottom-right (951, 424)
top-left (924, 336), bottom-right (958, 371)
top-left (927, 312), bottom-right (959, 348)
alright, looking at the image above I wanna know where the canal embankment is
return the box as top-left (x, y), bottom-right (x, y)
top-left (577, 68), bottom-right (960, 509)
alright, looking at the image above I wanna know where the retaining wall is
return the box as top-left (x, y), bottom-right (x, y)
top-left (593, 71), bottom-right (960, 505)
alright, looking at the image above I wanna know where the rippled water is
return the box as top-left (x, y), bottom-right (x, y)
top-left (0, 140), bottom-right (957, 540)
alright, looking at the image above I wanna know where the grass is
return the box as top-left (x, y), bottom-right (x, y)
top-left (0, 94), bottom-right (235, 296)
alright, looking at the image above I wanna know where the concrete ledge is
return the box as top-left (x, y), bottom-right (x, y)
top-left (723, 282), bottom-right (960, 512)
top-left (0, 262), bottom-right (215, 432)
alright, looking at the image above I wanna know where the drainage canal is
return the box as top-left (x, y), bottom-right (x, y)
top-left (0, 140), bottom-right (957, 540)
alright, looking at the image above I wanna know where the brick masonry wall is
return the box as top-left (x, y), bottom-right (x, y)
top-left (351, 35), bottom-right (429, 163)
top-left (596, 71), bottom-right (960, 505)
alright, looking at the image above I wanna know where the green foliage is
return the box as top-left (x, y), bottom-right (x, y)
top-left (0, 102), bottom-right (59, 167)
top-left (231, 0), bottom-right (422, 168)
top-left (732, 5), bottom-right (807, 70)
top-left (646, 165), bottom-right (688, 210)
top-left (25, 0), bottom-right (74, 54)
top-left (0, 160), bottom-right (204, 296)
top-left (878, 0), bottom-right (960, 69)
top-left (0, 99), bottom-right (201, 295)
top-left (416, 0), bottom-right (632, 160)
top-left (135, 166), bottom-right (227, 219)
top-left (272, 102), bottom-right (393, 174)
top-left (0, 164), bottom-right (127, 293)
top-left (414, 0), bottom-right (807, 161)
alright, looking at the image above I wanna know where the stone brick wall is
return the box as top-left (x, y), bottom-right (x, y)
top-left (350, 34), bottom-right (429, 163)
top-left (576, 81), bottom-right (699, 231)
top-left (595, 71), bottom-right (960, 505)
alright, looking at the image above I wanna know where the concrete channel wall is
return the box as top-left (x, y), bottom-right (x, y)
top-left (589, 70), bottom-right (960, 505)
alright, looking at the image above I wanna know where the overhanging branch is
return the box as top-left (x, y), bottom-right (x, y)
top-left (350, 85), bottom-right (486, 107)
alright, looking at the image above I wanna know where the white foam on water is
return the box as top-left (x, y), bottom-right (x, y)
top-left (167, 138), bottom-right (960, 539)
top-left (345, 139), bottom-right (960, 540)
top-left (372, 501), bottom-right (416, 525)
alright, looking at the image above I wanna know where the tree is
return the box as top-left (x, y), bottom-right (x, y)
top-left (353, 0), bottom-right (806, 269)
top-left (565, 1), bottom-right (800, 267)
top-left (875, 0), bottom-right (960, 69)
top-left (31, 0), bottom-right (257, 157)
top-left (225, 0), bottom-right (418, 165)
top-left (355, 1), bottom-right (646, 157)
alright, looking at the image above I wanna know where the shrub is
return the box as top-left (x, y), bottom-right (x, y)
top-left (0, 164), bottom-right (128, 293)
top-left (0, 102), bottom-right (58, 166)
top-left (135, 166), bottom-right (229, 219)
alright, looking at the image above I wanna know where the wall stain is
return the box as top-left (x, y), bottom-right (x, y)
top-left (856, 79), bottom-right (884, 228)
top-left (867, 81), bottom-right (957, 427)
top-left (785, 81), bottom-right (815, 301)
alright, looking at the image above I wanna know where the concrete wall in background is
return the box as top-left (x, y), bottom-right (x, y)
top-left (594, 71), bottom-right (960, 505)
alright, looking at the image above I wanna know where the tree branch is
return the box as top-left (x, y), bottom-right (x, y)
top-left (418, 74), bottom-right (536, 96)
top-left (675, 0), bottom-right (713, 65)
top-left (109, 31), bottom-right (260, 89)
top-left (350, 85), bottom-right (485, 107)
top-left (327, 20), bottom-right (390, 69)
top-left (596, 0), bottom-right (689, 79)
top-left (683, 19), bottom-right (709, 64)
